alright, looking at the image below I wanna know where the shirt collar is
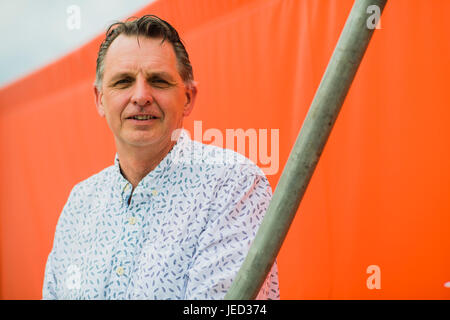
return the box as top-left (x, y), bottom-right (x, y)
top-left (113, 129), bottom-right (193, 191)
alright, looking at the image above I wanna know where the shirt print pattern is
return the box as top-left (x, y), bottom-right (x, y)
top-left (43, 129), bottom-right (280, 300)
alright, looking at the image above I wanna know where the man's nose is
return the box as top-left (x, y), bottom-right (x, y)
top-left (131, 77), bottom-right (154, 107)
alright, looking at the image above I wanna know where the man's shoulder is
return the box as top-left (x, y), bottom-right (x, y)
top-left (187, 139), bottom-right (266, 179)
top-left (70, 164), bottom-right (116, 196)
top-left (55, 165), bottom-right (116, 226)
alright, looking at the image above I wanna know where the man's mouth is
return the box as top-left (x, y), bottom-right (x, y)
top-left (127, 115), bottom-right (158, 120)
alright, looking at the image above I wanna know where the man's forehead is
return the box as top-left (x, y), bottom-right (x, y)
top-left (108, 34), bottom-right (170, 51)
top-left (103, 34), bottom-right (178, 75)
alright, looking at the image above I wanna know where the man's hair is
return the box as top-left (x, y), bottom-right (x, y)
top-left (95, 15), bottom-right (194, 89)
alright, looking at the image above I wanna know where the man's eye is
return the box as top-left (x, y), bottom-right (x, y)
top-left (114, 79), bottom-right (132, 86)
top-left (151, 78), bottom-right (171, 88)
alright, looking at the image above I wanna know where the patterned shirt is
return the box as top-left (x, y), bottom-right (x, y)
top-left (43, 129), bottom-right (280, 300)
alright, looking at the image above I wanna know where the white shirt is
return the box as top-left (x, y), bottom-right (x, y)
top-left (43, 129), bottom-right (280, 299)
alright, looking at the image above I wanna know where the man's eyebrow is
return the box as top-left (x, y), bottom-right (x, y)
top-left (108, 71), bottom-right (177, 83)
top-left (146, 71), bottom-right (177, 82)
top-left (108, 72), bottom-right (135, 83)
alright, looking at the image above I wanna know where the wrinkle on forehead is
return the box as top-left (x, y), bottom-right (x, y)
top-left (103, 35), bottom-right (180, 82)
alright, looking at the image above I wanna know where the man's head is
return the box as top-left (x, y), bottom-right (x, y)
top-left (95, 15), bottom-right (193, 90)
top-left (94, 15), bottom-right (197, 154)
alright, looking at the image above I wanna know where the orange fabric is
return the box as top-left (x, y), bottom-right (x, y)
top-left (1, 0), bottom-right (449, 299)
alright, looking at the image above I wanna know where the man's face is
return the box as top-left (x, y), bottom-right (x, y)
top-left (94, 35), bottom-right (196, 152)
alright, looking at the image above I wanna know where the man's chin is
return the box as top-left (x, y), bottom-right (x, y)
top-left (125, 140), bottom-right (161, 149)
top-left (117, 133), bottom-right (173, 150)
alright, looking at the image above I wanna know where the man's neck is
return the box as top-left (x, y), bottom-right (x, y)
top-left (116, 139), bottom-right (176, 189)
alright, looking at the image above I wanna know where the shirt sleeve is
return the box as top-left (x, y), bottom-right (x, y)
top-left (42, 184), bottom-right (80, 300)
top-left (42, 250), bottom-right (58, 299)
top-left (184, 165), bottom-right (280, 300)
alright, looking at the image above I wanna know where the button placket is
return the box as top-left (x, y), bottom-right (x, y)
top-left (121, 183), bottom-right (134, 206)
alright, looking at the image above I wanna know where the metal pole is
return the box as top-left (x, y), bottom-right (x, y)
top-left (225, 0), bottom-right (388, 300)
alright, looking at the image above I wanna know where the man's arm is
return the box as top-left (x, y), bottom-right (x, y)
top-left (184, 165), bottom-right (280, 299)
top-left (42, 251), bottom-right (58, 299)
top-left (42, 184), bottom-right (80, 300)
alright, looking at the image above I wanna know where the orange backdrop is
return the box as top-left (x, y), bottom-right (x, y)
top-left (1, 0), bottom-right (449, 299)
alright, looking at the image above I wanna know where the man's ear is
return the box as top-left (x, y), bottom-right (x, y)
top-left (94, 85), bottom-right (106, 117)
top-left (183, 84), bottom-right (197, 117)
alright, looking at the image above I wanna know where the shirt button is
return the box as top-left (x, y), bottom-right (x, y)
top-left (128, 217), bottom-right (136, 225)
top-left (116, 266), bottom-right (124, 276)
top-left (152, 189), bottom-right (158, 196)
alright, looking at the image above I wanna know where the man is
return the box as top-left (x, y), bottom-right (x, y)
top-left (43, 15), bottom-right (279, 299)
